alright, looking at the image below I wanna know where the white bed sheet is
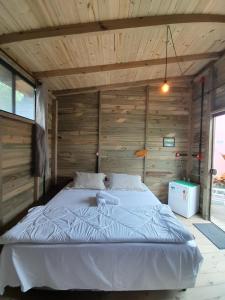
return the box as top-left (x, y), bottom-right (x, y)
top-left (46, 185), bottom-right (161, 209)
top-left (0, 185), bottom-right (203, 293)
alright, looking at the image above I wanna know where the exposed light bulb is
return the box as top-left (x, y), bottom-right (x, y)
top-left (161, 81), bottom-right (170, 93)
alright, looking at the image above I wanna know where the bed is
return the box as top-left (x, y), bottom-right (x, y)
top-left (0, 184), bottom-right (203, 294)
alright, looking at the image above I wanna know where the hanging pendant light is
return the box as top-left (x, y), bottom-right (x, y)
top-left (161, 81), bottom-right (170, 93)
top-left (161, 26), bottom-right (184, 94)
top-left (161, 26), bottom-right (170, 94)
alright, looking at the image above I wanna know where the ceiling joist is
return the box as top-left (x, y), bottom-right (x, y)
top-left (34, 52), bottom-right (220, 78)
top-left (1, 14), bottom-right (225, 45)
top-left (53, 75), bottom-right (193, 96)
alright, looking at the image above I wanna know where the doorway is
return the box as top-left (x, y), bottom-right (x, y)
top-left (210, 113), bottom-right (225, 231)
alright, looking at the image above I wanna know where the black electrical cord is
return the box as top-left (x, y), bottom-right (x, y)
top-left (164, 26), bottom-right (169, 82)
top-left (167, 25), bottom-right (184, 76)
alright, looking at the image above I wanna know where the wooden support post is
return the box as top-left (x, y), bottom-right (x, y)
top-left (52, 99), bottom-right (58, 185)
top-left (202, 66), bottom-right (215, 220)
top-left (143, 86), bottom-right (150, 183)
top-left (97, 91), bottom-right (102, 173)
top-left (186, 87), bottom-right (193, 179)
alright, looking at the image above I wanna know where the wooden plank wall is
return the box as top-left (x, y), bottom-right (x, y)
top-left (0, 114), bottom-right (34, 225)
top-left (146, 84), bottom-right (191, 201)
top-left (213, 54), bottom-right (225, 112)
top-left (0, 92), bottom-right (54, 225)
top-left (57, 80), bottom-right (191, 202)
top-left (57, 92), bottom-right (99, 181)
top-left (101, 87), bottom-right (146, 178)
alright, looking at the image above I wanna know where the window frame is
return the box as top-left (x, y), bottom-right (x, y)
top-left (0, 58), bottom-right (36, 121)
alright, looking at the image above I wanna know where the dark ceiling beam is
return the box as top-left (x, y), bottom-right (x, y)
top-left (1, 14), bottom-right (225, 44)
top-left (34, 52), bottom-right (220, 78)
top-left (52, 75), bottom-right (193, 96)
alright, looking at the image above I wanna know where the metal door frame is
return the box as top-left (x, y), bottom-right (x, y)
top-left (209, 111), bottom-right (225, 222)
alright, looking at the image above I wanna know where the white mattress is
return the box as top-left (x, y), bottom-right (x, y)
top-left (0, 185), bottom-right (203, 293)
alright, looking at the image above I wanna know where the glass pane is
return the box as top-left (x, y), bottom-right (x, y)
top-left (210, 114), bottom-right (225, 231)
top-left (0, 64), bottom-right (13, 113)
top-left (15, 76), bottom-right (35, 120)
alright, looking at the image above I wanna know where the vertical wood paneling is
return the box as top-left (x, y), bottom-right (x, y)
top-left (0, 96), bottom-right (54, 225)
top-left (57, 93), bottom-right (98, 179)
top-left (145, 84), bottom-right (191, 202)
top-left (57, 82), bottom-right (191, 202)
top-left (0, 114), bottom-right (34, 225)
top-left (100, 87), bottom-right (146, 178)
top-left (213, 54), bottom-right (225, 112)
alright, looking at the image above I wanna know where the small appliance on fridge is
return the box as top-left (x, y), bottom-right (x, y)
top-left (168, 180), bottom-right (200, 218)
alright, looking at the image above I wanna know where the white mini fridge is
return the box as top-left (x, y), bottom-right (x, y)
top-left (168, 180), bottom-right (200, 218)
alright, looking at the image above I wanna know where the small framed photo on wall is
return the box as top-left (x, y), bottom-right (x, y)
top-left (163, 137), bottom-right (175, 147)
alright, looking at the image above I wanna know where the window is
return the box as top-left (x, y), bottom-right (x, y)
top-left (16, 76), bottom-right (35, 120)
top-left (0, 64), bottom-right (13, 113)
top-left (0, 60), bottom-right (35, 120)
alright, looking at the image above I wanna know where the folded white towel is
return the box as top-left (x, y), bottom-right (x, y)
top-left (96, 191), bottom-right (120, 206)
top-left (96, 197), bottom-right (106, 206)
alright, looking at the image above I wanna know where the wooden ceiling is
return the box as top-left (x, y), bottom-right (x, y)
top-left (0, 0), bottom-right (225, 92)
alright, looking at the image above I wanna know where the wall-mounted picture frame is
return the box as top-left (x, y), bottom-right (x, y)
top-left (163, 137), bottom-right (175, 147)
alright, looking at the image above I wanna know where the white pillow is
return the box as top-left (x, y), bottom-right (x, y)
top-left (108, 173), bottom-right (145, 191)
top-left (73, 172), bottom-right (106, 190)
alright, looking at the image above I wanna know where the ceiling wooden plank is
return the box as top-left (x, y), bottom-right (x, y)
top-left (52, 75), bottom-right (193, 96)
top-left (1, 14), bottom-right (225, 45)
top-left (34, 51), bottom-right (220, 78)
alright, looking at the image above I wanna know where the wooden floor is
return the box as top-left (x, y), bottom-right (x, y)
top-left (1, 214), bottom-right (225, 300)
